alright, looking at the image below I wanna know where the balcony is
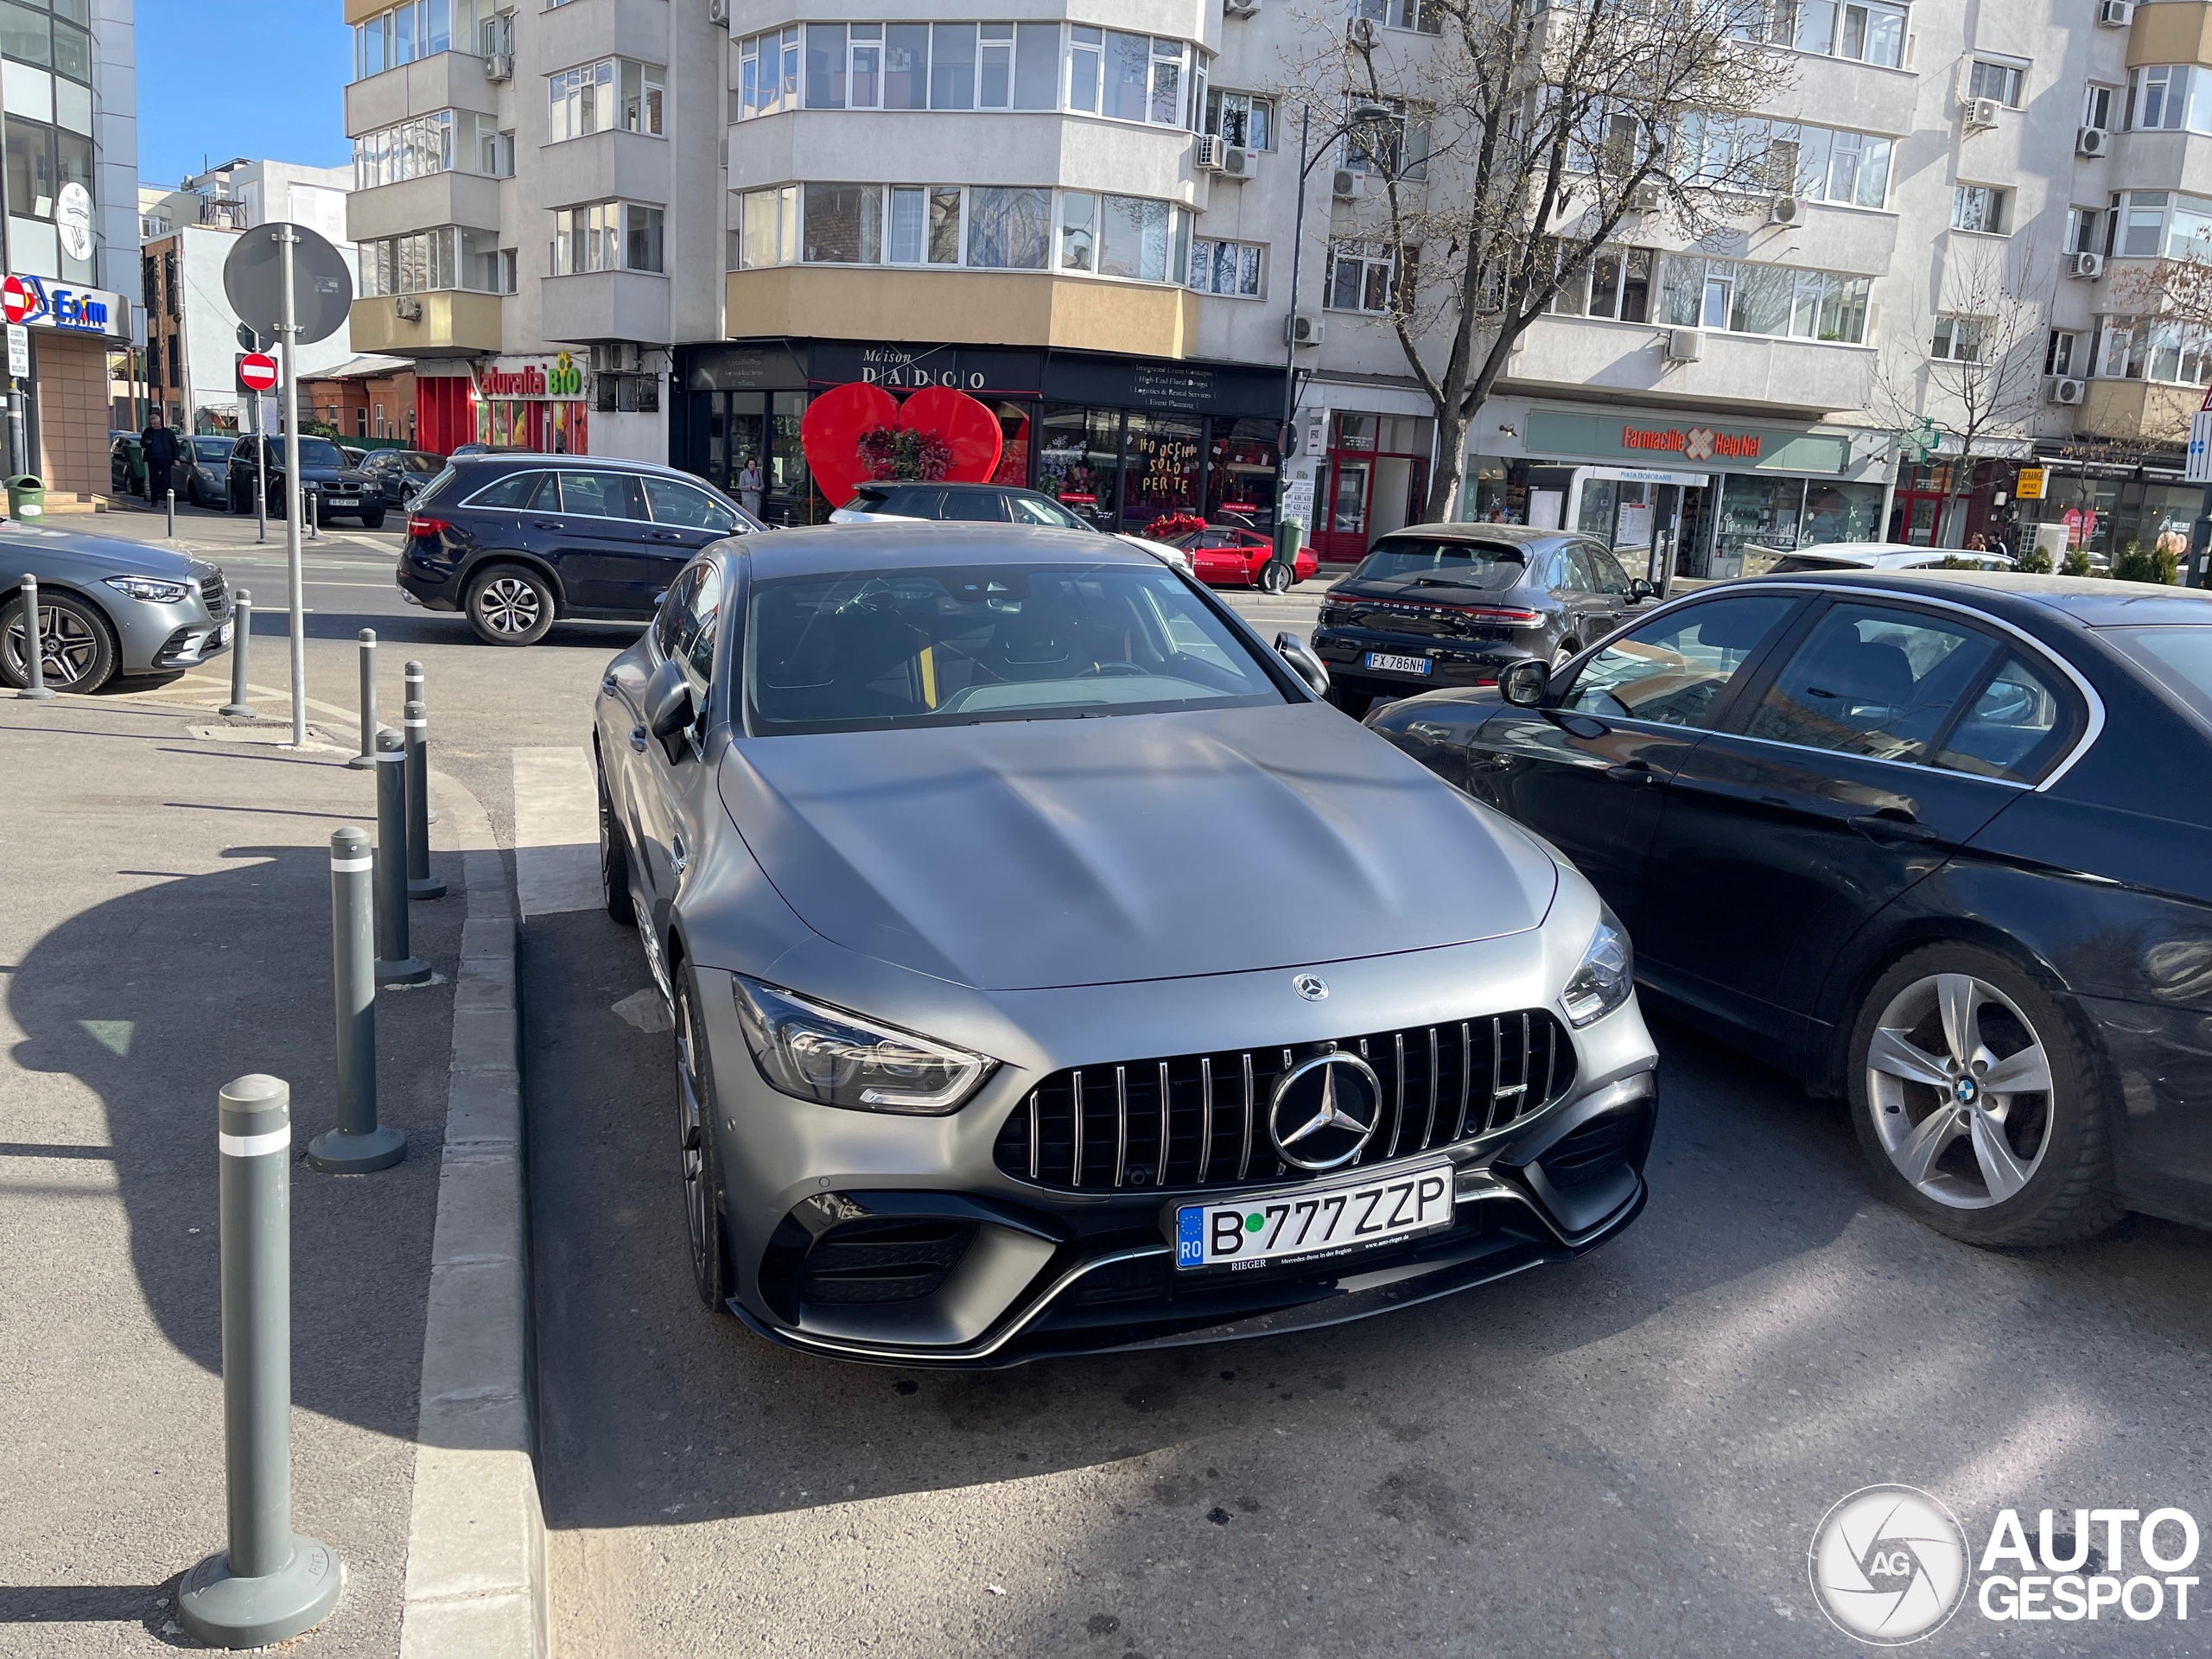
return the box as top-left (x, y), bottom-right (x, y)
top-left (347, 172), bottom-right (505, 244)
top-left (345, 51), bottom-right (496, 137)
top-left (2079, 378), bottom-right (2198, 444)
top-left (724, 266), bottom-right (1199, 358)
top-left (1753, 54), bottom-right (1920, 138)
top-left (541, 270), bottom-right (671, 346)
top-left (2128, 3), bottom-right (2212, 69)
top-left (1505, 315), bottom-right (1875, 419)
top-left (728, 111), bottom-right (1197, 205)
top-left (349, 292), bottom-right (504, 359)
top-left (540, 0), bottom-right (669, 66)
top-left (2109, 128), bottom-right (2212, 198)
top-left (537, 130), bottom-right (669, 209)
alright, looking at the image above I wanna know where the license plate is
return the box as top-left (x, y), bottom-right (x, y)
top-left (327, 497), bottom-right (357, 506)
top-left (213, 623), bottom-right (231, 648)
top-left (1364, 652), bottom-right (1431, 676)
top-left (1175, 1160), bottom-right (1454, 1272)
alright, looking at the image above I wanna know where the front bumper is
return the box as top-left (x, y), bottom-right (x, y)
top-left (694, 943), bottom-right (1658, 1368)
top-left (111, 568), bottom-right (232, 674)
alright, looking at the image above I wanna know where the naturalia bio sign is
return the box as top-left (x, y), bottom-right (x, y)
top-left (479, 351), bottom-right (585, 399)
top-left (1622, 423), bottom-right (1764, 462)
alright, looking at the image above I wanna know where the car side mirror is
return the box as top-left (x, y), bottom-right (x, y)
top-left (1274, 631), bottom-right (1330, 697)
top-left (1629, 578), bottom-right (1656, 601)
top-left (1499, 658), bottom-right (1550, 709)
top-left (645, 658), bottom-right (696, 754)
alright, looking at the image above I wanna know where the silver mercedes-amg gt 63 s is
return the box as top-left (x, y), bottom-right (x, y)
top-left (593, 522), bottom-right (1658, 1366)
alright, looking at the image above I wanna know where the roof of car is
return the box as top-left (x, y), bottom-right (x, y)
top-left (450, 452), bottom-right (721, 486)
top-left (738, 520), bottom-right (1154, 579)
top-left (1372, 521), bottom-right (1582, 549)
top-left (1767, 543), bottom-right (2010, 567)
top-left (1751, 568), bottom-right (2212, 626)
top-left (854, 480), bottom-right (1050, 495)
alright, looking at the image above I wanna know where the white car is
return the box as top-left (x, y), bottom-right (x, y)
top-left (1755, 541), bottom-right (2016, 574)
top-left (828, 480), bottom-right (1194, 575)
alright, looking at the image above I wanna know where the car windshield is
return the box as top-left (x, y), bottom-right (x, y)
top-left (1006, 493), bottom-right (1089, 530)
top-left (405, 453), bottom-right (442, 473)
top-left (2103, 626), bottom-right (2212, 728)
top-left (747, 563), bottom-right (1289, 734)
top-left (291, 439), bottom-right (346, 468)
top-left (192, 438), bottom-right (232, 461)
top-left (1352, 539), bottom-right (1526, 589)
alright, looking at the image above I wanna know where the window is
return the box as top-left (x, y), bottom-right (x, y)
top-left (620, 61), bottom-right (664, 134)
top-left (1751, 0), bottom-right (1906, 67)
top-left (1098, 194), bottom-right (1189, 283)
top-left (644, 479), bottom-right (740, 534)
top-left (1342, 96), bottom-right (1429, 181)
top-left (1350, 0), bottom-right (1443, 31)
top-left (2114, 190), bottom-right (2212, 260)
top-left (1059, 190), bottom-right (1095, 271)
top-left (1190, 237), bottom-right (1264, 297)
top-left (1069, 25), bottom-right (1101, 113)
top-left (353, 111), bottom-right (513, 188)
top-left (2083, 84), bottom-right (2116, 133)
top-left (931, 22), bottom-right (976, 108)
top-left (738, 28), bottom-right (802, 118)
top-left (1561, 596), bottom-right (1799, 728)
top-left (1785, 124), bottom-right (1895, 209)
top-left (2065, 207), bottom-right (2105, 257)
top-left (353, 1), bottom-right (478, 83)
top-left (1744, 604), bottom-right (2001, 766)
top-left (464, 471), bottom-right (558, 512)
top-left (2045, 330), bottom-right (2080, 378)
top-left (737, 186), bottom-right (798, 267)
top-left (1551, 247), bottom-right (1654, 322)
top-left (559, 471), bottom-right (649, 522)
top-left (1930, 315), bottom-right (1985, 363)
top-left (1931, 655), bottom-right (2077, 784)
top-left (2096, 315), bottom-right (2212, 386)
top-left (2127, 65), bottom-right (2212, 134)
top-left (1013, 22), bottom-right (1058, 109)
top-left (548, 59), bottom-right (614, 142)
top-left (965, 187), bottom-right (1050, 269)
top-left (551, 201), bottom-right (664, 275)
top-left (1968, 60), bottom-right (2025, 109)
top-left (1952, 184), bottom-right (2009, 235)
top-left (1206, 89), bottom-right (1274, 150)
top-left (1325, 239), bottom-right (1400, 314)
top-left (803, 182), bottom-right (883, 264)
top-left (359, 226), bottom-right (514, 295)
top-left (1659, 256), bottom-right (1872, 344)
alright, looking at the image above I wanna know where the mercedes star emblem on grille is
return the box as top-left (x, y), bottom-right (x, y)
top-left (1294, 974), bottom-right (1329, 1001)
top-left (1268, 1052), bottom-right (1381, 1171)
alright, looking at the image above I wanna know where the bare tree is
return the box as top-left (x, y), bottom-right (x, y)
top-left (1287, 0), bottom-right (1785, 522)
top-left (1871, 240), bottom-right (2050, 543)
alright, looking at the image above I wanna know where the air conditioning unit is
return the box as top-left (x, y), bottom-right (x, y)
top-left (1224, 0), bottom-right (1262, 16)
top-left (1348, 16), bottom-right (1377, 48)
top-left (1770, 196), bottom-right (1803, 226)
top-left (485, 52), bottom-right (513, 81)
top-left (2098, 0), bottom-right (2134, 24)
top-left (1219, 145), bottom-right (1258, 180)
top-left (2077, 125), bottom-right (2111, 158)
top-left (1962, 95), bottom-right (2002, 130)
top-left (1666, 327), bottom-right (1704, 362)
top-left (1285, 313), bottom-right (1324, 346)
top-left (2050, 377), bottom-right (2087, 405)
top-left (393, 296), bottom-right (423, 321)
top-left (1194, 135), bottom-right (1227, 172)
top-left (2069, 250), bottom-right (2105, 279)
top-left (593, 343), bottom-right (643, 375)
top-left (708, 0), bottom-right (730, 22)
top-left (1332, 168), bottom-right (1359, 199)
top-left (1630, 181), bottom-right (1663, 213)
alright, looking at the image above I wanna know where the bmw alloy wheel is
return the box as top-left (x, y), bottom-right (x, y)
top-left (6, 601), bottom-right (100, 687)
top-left (477, 576), bottom-right (542, 637)
top-left (1865, 972), bottom-right (2054, 1210)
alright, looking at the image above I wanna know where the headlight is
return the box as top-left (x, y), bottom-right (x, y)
top-left (1560, 909), bottom-right (1633, 1028)
top-left (105, 575), bottom-right (190, 603)
top-left (731, 976), bottom-right (995, 1115)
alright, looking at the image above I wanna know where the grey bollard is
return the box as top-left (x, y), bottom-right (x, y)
top-left (346, 629), bottom-right (376, 769)
top-left (175, 1076), bottom-right (343, 1648)
top-left (15, 572), bottom-right (53, 699)
top-left (404, 659), bottom-right (438, 825)
top-left (219, 588), bottom-right (254, 718)
top-left (403, 697), bottom-right (446, 899)
top-left (167, 486), bottom-right (176, 538)
top-left (308, 829), bottom-right (405, 1173)
top-left (373, 728), bottom-right (431, 986)
top-left (307, 485), bottom-right (319, 541)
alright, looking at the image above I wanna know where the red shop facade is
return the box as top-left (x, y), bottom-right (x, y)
top-left (671, 339), bottom-right (1287, 531)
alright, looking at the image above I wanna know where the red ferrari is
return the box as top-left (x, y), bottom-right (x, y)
top-left (1169, 525), bottom-right (1319, 591)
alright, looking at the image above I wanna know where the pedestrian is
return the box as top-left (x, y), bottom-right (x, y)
top-left (140, 411), bottom-right (179, 505)
top-left (738, 455), bottom-right (765, 519)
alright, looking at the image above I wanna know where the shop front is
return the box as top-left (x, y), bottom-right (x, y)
top-left (1308, 412), bottom-right (1433, 563)
top-left (3, 271), bottom-right (131, 501)
top-left (1465, 404), bottom-right (1889, 582)
top-left (474, 353), bottom-right (590, 454)
top-left (672, 340), bottom-right (1285, 531)
top-left (2013, 444), bottom-right (2197, 562)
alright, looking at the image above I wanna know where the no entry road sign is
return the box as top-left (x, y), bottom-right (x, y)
top-left (1, 276), bottom-right (33, 325)
top-left (238, 353), bottom-right (279, 393)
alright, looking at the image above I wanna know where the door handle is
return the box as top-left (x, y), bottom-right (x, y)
top-left (532, 520), bottom-right (562, 530)
top-left (1605, 760), bottom-right (1659, 785)
top-left (1848, 812), bottom-right (1942, 843)
top-left (671, 833), bottom-right (690, 877)
top-left (629, 726), bottom-right (648, 753)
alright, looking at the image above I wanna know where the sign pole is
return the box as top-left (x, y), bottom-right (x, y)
top-left (280, 229), bottom-right (305, 748)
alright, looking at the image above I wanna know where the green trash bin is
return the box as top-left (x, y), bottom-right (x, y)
top-left (7, 474), bottom-right (44, 521)
top-left (1265, 518), bottom-right (1306, 593)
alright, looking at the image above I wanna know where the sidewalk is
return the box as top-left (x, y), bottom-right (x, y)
top-left (0, 690), bottom-right (475, 1654)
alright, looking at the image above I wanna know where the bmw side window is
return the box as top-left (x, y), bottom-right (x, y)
top-left (1930, 654), bottom-right (2079, 783)
top-left (1561, 595), bottom-right (1799, 728)
top-left (1741, 603), bottom-right (1999, 766)
top-left (464, 470), bottom-right (556, 510)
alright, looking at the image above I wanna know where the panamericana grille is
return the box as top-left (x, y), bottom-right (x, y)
top-left (995, 1011), bottom-right (1575, 1196)
top-left (197, 569), bottom-right (228, 620)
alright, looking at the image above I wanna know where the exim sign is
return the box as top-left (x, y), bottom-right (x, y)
top-left (1, 272), bottom-right (125, 338)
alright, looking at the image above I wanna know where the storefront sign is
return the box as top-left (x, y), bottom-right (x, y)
top-left (1128, 365), bottom-right (1217, 414)
top-left (478, 352), bottom-right (586, 400)
top-left (1621, 423), bottom-right (1762, 462)
top-left (2015, 466), bottom-right (2049, 499)
top-left (1527, 409), bottom-right (1853, 476)
top-left (2, 272), bottom-right (124, 339)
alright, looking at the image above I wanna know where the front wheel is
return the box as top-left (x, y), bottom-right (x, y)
top-left (465, 563), bottom-right (556, 646)
top-left (676, 973), bottom-right (735, 1315)
top-left (1, 588), bottom-right (118, 692)
top-left (1847, 944), bottom-right (2122, 1247)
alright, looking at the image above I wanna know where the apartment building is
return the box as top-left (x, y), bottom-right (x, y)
top-left (138, 158), bottom-right (358, 433)
top-left (338, 0), bottom-right (2212, 566)
top-left (3, 0), bottom-right (137, 500)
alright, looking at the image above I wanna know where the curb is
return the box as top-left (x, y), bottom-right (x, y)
top-left (397, 840), bottom-right (549, 1658)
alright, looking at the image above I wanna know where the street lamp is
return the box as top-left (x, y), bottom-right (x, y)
top-left (1264, 100), bottom-right (1396, 589)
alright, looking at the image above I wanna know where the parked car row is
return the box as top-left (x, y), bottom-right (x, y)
top-left (106, 432), bottom-right (446, 526)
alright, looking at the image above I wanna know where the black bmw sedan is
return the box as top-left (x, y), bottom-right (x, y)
top-left (1313, 523), bottom-right (1657, 717)
top-left (226, 435), bottom-right (383, 527)
top-left (1366, 570), bottom-right (2212, 1246)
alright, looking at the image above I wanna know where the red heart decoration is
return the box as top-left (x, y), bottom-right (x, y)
top-left (799, 380), bottom-right (901, 510)
top-left (898, 385), bottom-right (1005, 485)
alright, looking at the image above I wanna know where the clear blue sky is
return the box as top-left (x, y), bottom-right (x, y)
top-left (137, 4), bottom-right (352, 190)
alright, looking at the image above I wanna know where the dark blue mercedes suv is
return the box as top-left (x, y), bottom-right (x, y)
top-left (397, 454), bottom-right (763, 645)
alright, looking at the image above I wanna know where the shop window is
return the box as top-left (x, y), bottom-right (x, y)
top-left (1122, 411), bottom-right (1203, 535)
top-left (1038, 405), bottom-right (1121, 525)
top-left (1206, 418), bottom-right (1278, 531)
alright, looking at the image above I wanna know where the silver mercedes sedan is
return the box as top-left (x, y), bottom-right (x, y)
top-left (593, 523), bottom-right (1658, 1367)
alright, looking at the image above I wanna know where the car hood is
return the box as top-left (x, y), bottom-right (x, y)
top-left (0, 521), bottom-right (204, 580)
top-left (717, 702), bottom-right (1558, 991)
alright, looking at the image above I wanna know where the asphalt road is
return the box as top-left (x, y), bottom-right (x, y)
top-left (65, 506), bottom-right (2212, 1656)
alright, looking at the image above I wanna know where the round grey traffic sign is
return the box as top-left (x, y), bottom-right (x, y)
top-left (223, 223), bottom-right (353, 346)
